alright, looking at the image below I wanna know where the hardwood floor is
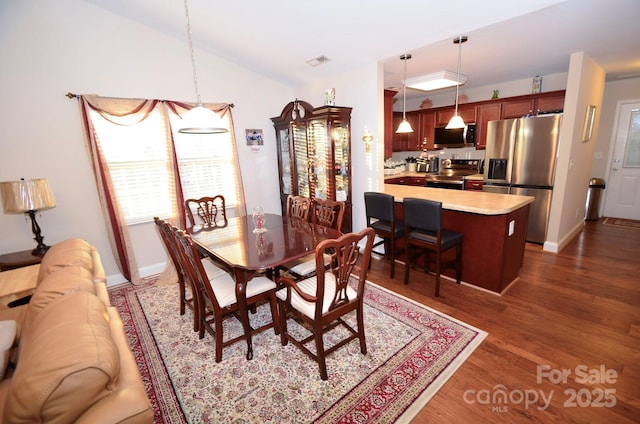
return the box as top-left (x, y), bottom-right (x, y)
top-left (365, 219), bottom-right (639, 423)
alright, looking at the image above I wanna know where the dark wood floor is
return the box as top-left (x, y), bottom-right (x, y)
top-left (365, 219), bottom-right (640, 423)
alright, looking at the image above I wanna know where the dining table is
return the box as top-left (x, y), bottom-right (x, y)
top-left (188, 213), bottom-right (342, 360)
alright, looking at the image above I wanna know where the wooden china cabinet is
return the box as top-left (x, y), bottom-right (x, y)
top-left (271, 100), bottom-right (353, 232)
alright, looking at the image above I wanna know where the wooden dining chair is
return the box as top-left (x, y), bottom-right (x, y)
top-left (364, 192), bottom-right (405, 279)
top-left (282, 198), bottom-right (346, 279)
top-left (171, 226), bottom-right (280, 362)
top-left (276, 227), bottom-right (375, 380)
top-left (185, 195), bottom-right (228, 230)
top-left (286, 195), bottom-right (312, 221)
top-left (402, 197), bottom-right (463, 297)
top-left (154, 217), bottom-right (227, 332)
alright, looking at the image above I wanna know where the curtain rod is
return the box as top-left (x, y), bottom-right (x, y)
top-left (64, 92), bottom-right (234, 108)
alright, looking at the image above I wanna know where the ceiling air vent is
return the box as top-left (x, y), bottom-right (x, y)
top-left (306, 55), bottom-right (330, 67)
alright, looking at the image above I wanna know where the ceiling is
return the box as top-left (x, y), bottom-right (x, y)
top-left (84, 0), bottom-right (640, 100)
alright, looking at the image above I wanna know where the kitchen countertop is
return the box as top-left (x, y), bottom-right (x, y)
top-left (384, 184), bottom-right (534, 215)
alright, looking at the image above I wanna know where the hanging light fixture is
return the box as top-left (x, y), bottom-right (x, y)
top-left (396, 54), bottom-right (414, 134)
top-left (446, 36), bottom-right (468, 130)
top-left (178, 0), bottom-right (228, 134)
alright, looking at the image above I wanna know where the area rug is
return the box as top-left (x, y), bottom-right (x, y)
top-left (602, 217), bottom-right (640, 229)
top-left (109, 278), bottom-right (487, 423)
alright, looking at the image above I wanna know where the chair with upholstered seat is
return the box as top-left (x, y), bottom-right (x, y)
top-left (364, 192), bottom-right (405, 278)
top-left (402, 197), bottom-right (463, 297)
top-left (185, 195), bottom-right (228, 230)
top-left (154, 217), bottom-right (227, 332)
top-left (283, 198), bottom-right (345, 279)
top-left (276, 227), bottom-right (375, 380)
top-left (171, 226), bottom-right (280, 362)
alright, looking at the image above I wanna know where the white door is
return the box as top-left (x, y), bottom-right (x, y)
top-left (603, 100), bottom-right (640, 220)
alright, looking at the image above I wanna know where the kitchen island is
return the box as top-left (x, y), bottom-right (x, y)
top-left (384, 184), bottom-right (534, 294)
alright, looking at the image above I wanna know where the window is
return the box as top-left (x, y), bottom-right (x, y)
top-left (88, 102), bottom-right (242, 224)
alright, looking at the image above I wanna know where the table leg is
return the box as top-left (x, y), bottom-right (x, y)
top-left (233, 268), bottom-right (253, 360)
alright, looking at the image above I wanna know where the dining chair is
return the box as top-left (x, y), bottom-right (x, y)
top-left (185, 195), bottom-right (228, 230)
top-left (364, 192), bottom-right (405, 279)
top-left (154, 217), bottom-right (227, 332)
top-left (282, 198), bottom-right (346, 279)
top-left (402, 197), bottom-right (463, 297)
top-left (171, 226), bottom-right (280, 362)
top-left (276, 227), bottom-right (375, 380)
top-left (286, 194), bottom-right (312, 221)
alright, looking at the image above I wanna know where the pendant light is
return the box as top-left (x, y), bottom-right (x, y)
top-left (446, 36), bottom-right (468, 130)
top-left (178, 0), bottom-right (228, 134)
top-left (396, 54), bottom-right (414, 134)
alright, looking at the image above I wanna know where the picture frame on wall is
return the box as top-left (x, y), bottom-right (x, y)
top-left (582, 105), bottom-right (597, 142)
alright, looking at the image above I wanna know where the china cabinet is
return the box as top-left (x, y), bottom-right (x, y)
top-left (271, 100), bottom-right (353, 232)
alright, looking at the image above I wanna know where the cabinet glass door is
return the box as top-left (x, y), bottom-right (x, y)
top-left (308, 121), bottom-right (329, 199)
top-left (334, 124), bottom-right (349, 202)
top-left (278, 128), bottom-right (292, 195)
top-left (292, 122), bottom-right (309, 198)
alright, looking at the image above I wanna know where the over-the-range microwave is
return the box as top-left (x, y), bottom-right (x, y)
top-left (433, 123), bottom-right (476, 148)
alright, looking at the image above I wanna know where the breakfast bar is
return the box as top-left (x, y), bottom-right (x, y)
top-left (384, 184), bottom-right (534, 294)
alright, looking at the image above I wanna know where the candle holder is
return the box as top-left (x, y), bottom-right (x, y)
top-left (252, 206), bottom-right (267, 233)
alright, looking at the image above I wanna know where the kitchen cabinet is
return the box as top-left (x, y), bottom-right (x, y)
top-left (392, 111), bottom-right (421, 151)
top-left (435, 105), bottom-right (477, 127)
top-left (464, 179), bottom-right (484, 191)
top-left (535, 92), bottom-right (565, 113)
top-left (501, 98), bottom-right (535, 119)
top-left (384, 89), bottom-right (397, 158)
top-left (386, 176), bottom-right (426, 186)
top-left (475, 103), bottom-right (502, 149)
top-left (418, 110), bottom-right (436, 150)
top-left (271, 100), bottom-right (353, 231)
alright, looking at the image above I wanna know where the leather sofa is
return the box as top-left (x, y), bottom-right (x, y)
top-left (0, 238), bottom-right (154, 423)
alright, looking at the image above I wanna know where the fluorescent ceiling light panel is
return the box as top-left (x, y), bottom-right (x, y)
top-left (306, 55), bottom-right (330, 66)
top-left (405, 71), bottom-right (468, 92)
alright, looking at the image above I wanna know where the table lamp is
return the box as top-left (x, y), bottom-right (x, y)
top-left (0, 178), bottom-right (56, 255)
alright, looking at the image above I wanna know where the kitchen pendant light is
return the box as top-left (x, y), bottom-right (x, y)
top-left (446, 36), bottom-right (468, 130)
top-left (396, 54), bottom-right (414, 134)
top-left (178, 0), bottom-right (228, 134)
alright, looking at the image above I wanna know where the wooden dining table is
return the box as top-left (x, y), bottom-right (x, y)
top-left (188, 213), bottom-right (342, 360)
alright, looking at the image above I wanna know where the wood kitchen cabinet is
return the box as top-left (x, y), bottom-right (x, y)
top-left (475, 103), bottom-right (502, 149)
top-left (391, 90), bottom-right (565, 152)
top-left (501, 98), bottom-right (535, 119)
top-left (435, 105), bottom-right (477, 127)
top-left (386, 176), bottom-right (426, 186)
top-left (271, 100), bottom-right (353, 231)
top-left (384, 89), bottom-right (397, 158)
top-left (392, 111), bottom-right (421, 151)
top-left (464, 179), bottom-right (484, 191)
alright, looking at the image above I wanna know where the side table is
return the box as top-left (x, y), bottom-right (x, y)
top-left (0, 249), bottom-right (44, 272)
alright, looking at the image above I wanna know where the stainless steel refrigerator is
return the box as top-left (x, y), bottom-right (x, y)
top-left (483, 114), bottom-right (562, 244)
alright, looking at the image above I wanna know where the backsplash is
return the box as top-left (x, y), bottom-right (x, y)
top-left (391, 146), bottom-right (485, 163)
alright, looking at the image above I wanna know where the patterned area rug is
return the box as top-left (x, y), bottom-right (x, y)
top-left (602, 217), bottom-right (640, 229)
top-left (109, 278), bottom-right (486, 423)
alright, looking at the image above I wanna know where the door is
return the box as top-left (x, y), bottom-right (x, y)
top-left (483, 118), bottom-right (517, 184)
top-left (603, 101), bottom-right (640, 220)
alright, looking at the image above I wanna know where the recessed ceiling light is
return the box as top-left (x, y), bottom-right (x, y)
top-left (306, 55), bottom-right (330, 67)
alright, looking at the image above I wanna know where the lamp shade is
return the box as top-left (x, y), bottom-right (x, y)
top-left (0, 179), bottom-right (56, 214)
top-left (445, 115), bottom-right (466, 129)
top-left (396, 119), bottom-right (414, 133)
top-left (178, 104), bottom-right (228, 134)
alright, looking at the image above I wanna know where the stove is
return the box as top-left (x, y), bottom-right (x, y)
top-left (424, 159), bottom-right (481, 190)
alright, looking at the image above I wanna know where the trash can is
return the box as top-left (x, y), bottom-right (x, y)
top-left (585, 178), bottom-right (606, 220)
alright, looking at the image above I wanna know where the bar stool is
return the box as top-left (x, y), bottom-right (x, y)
top-left (364, 192), bottom-right (405, 278)
top-left (402, 197), bottom-right (463, 297)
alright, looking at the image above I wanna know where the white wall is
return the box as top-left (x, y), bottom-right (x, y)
top-left (0, 0), bottom-right (293, 282)
top-left (545, 52), bottom-right (605, 252)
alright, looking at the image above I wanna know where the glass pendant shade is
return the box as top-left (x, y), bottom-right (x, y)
top-left (179, 104), bottom-right (228, 134)
top-left (446, 36), bottom-right (468, 130)
top-left (396, 53), bottom-right (414, 134)
top-left (396, 119), bottom-right (414, 133)
top-left (446, 114), bottom-right (466, 129)
top-left (178, 0), bottom-right (228, 135)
